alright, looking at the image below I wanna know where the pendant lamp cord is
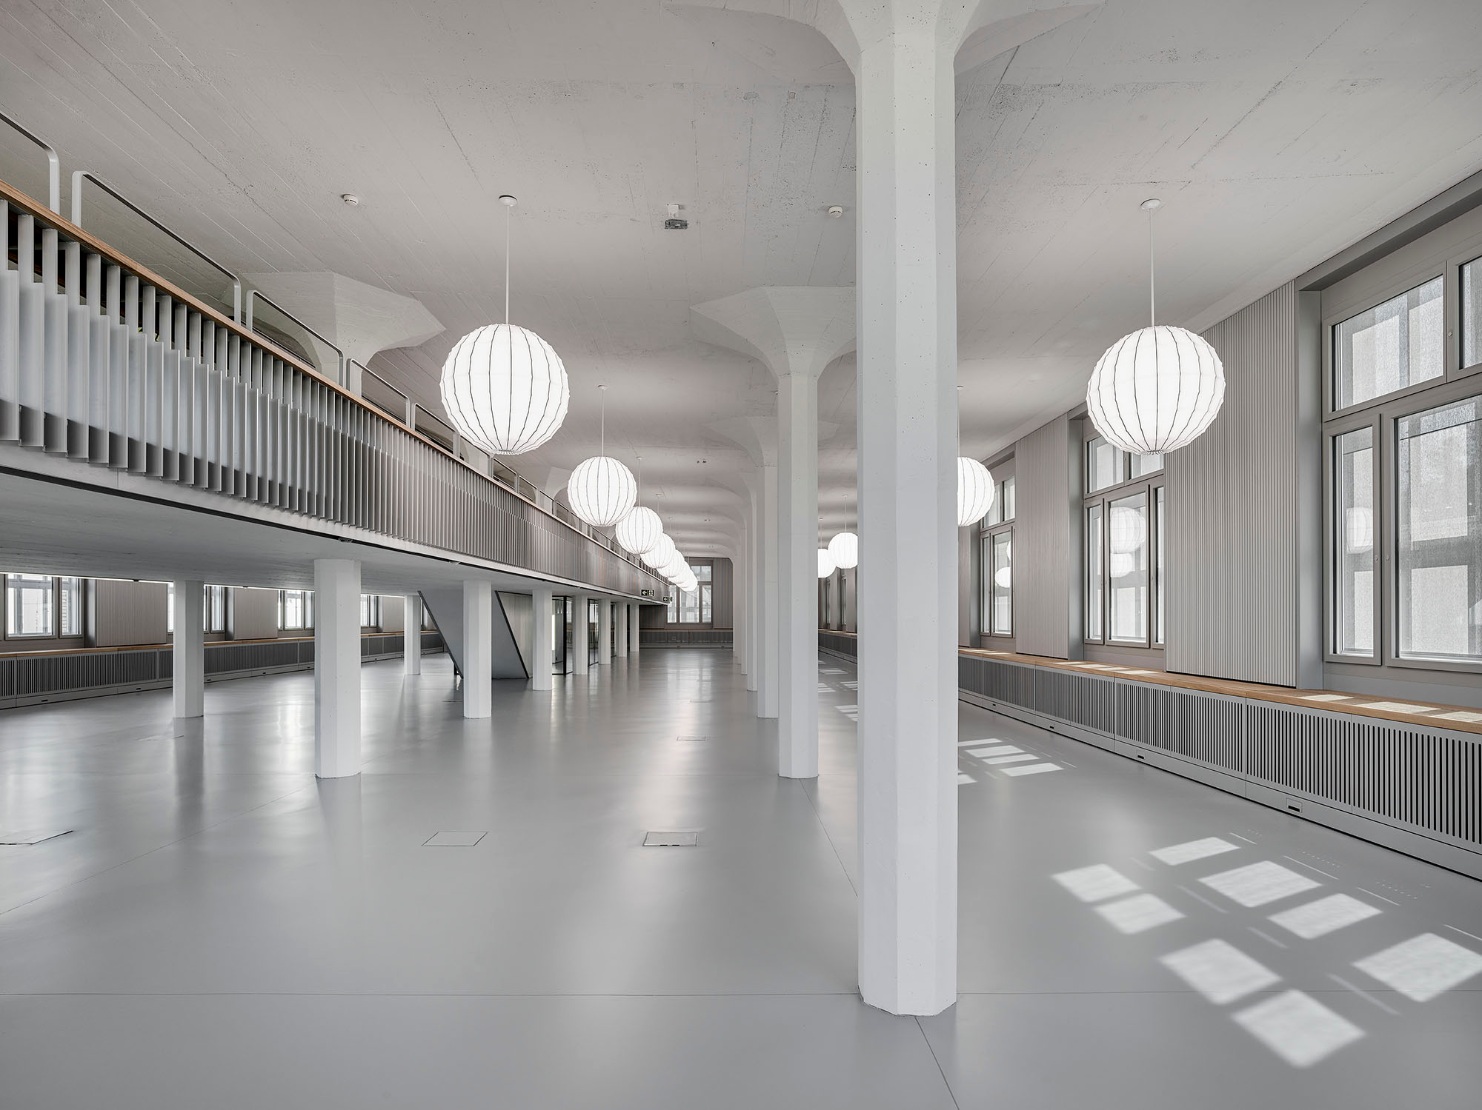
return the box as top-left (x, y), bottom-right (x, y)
top-left (1148, 206), bottom-right (1156, 329)
top-left (504, 202), bottom-right (511, 326)
top-left (599, 385), bottom-right (606, 458)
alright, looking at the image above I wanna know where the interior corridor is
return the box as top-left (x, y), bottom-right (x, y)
top-left (0, 648), bottom-right (1478, 1108)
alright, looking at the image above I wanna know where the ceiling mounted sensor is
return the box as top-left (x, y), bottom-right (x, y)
top-left (957, 457), bottom-right (995, 528)
top-left (1085, 198), bottom-right (1226, 455)
top-left (827, 205), bottom-right (844, 218)
top-left (568, 385), bottom-right (638, 529)
top-left (340, 193), bottom-right (360, 207)
top-left (440, 195), bottom-right (570, 455)
top-left (664, 202), bottom-right (689, 231)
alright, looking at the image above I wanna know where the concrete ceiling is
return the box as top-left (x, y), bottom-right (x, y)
top-left (3, 0), bottom-right (1481, 557)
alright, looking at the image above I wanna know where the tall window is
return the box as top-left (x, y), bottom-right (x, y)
top-left (1083, 437), bottom-right (1164, 649)
top-left (59, 577), bottom-right (83, 637)
top-left (206, 585), bottom-right (228, 633)
top-left (279, 589), bottom-right (313, 631)
top-left (979, 471), bottom-right (1014, 637)
top-left (360, 594), bottom-right (381, 629)
top-left (5, 574), bottom-right (55, 638)
top-left (1324, 232), bottom-right (1482, 673)
top-left (666, 563), bottom-right (713, 624)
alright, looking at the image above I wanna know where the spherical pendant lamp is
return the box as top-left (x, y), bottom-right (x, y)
top-left (817, 549), bottom-right (837, 579)
top-left (1086, 199), bottom-right (1224, 455)
top-left (994, 565), bottom-right (1012, 589)
top-left (957, 457), bottom-right (995, 527)
top-left (658, 553), bottom-right (688, 579)
top-left (1109, 505), bottom-right (1147, 554)
top-left (615, 506), bottom-right (664, 555)
top-left (440, 196), bottom-right (569, 455)
top-left (641, 534), bottom-right (677, 570)
top-left (827, 531), bottom-right (858, 570)
top-left (567, 456), bottom-right (636, 528)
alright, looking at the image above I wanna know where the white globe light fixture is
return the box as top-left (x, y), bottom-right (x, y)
top-left (1109, 505), bottom-right (1147, 554)
top-left (615, 506), bottom-right (663, 555)
top-left (1085, 199), bottom-right (1225, 454)
top-left (994, 565), bottom-right (1012, 589)
top-left (827, 531), bottom-right (858, 570)
top-left (957, 457), bottom-right (995, 527)
top-left (440, 196), bottom-right (569, 455)
top-left (817, 549), bottom-right (837, 579)
top-left (567, 386), bottom-right (637, 528)
top-left (640, 534), bottom-right (677, 569)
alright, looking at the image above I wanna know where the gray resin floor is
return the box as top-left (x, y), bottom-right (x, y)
top-left (1, 647), bottom-right (1480, 1108)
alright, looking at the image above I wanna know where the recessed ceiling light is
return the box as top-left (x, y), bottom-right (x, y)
top-left (340, 193), bottom-right (361, 206)
top-left (827, 205), bottom-right (844, 218)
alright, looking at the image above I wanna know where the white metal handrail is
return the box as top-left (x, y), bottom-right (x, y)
top-left (0, 110), bottom-right (60, 214)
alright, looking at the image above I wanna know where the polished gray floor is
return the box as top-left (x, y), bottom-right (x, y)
top-left (0, 648), bottom-right (1479, 1108)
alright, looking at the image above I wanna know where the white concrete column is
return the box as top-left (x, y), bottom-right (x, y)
top-left (530, 586), bottom-right (554, 690)
top-left (597, 599), bottom-right (612, 664)
top-left (777, 369), bottom-right (821, 778)
top-left (615, 599), bottom-right (629, 658)
top-left (573, 594), bottom-right (591, 670)
top-left (314, 559), bottom-right (361, 777)
top-left (172, 579), bottom-right (204, 719)
top-left (628, 602), bottom-right (641, 655)
top-left (758, 461), bottom-right (780, 719)
top-left (403, 593), bottom-right (422, 675)
top-left (462, 579), bottom-right (492, 718)
top-left (746, 485), bottom-right (762, 692)
top-left (735, 539), bottom-right (749, 675)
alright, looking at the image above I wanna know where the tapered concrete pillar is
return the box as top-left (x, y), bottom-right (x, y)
top-left (403, 593), bottom-right (422, 675)
top-left (615, 600), bottom-right (629, 659)
top-left (628, 602), bottom-right (641, 655)
top-left (735, 539), bottom-right (749, 674)
top-left (693, 0), bottom-right (1095, 1016)
top-left (462, 579), bottom-right (492, 718)
top-left (597, 599), bottom-right (612, 664)
top-left (314, 559), bottom-right (361, 777)
top-left (745, 492), bottom-right (760, 691)
top-left (531, 586), bottom-right (554, 690)
top-left (172, 579), bottom-right (204, 719)
top-left (694, 287), bottom-right (854, 776)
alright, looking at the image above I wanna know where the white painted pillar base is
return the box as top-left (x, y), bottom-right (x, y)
top-left (172, 579), bottom-right (204, 719)
top-left (778, 370), bottom-right (820, 778)
top-left (628, 602), bottom-right (641, 655)
top-left (597, 599), bottom-right (612, 664)
top-left (615, 600), bottom-right (629, 658)
top-left (403, 594), bottom-right (422, 675)
top-left (854, 23), bottom-right (959, 1017)
top-left (462, 579), bottom-right (492, 718)
top-left (531, 586), bottom-right (554, 691)
top-left (314, 559), bottom-right (361, 778)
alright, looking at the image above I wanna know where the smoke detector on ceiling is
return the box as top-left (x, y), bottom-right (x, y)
top-left (665, 202), bottom-right (689, 230)
top-left (827, 205), bottom-right (844, 218)
top-left (340, 193), bottom-right (361, 207)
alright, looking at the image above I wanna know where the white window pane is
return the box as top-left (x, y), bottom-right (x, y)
top-left (6, 574), bottom-right (53, 637)
top-left (1397, 397), bottom-right (1480, 661)
top-left (1087, 437), bottom-right (1124, 492)
top-left (1334, 428), bottom-right (1375, 656)
top-left (59, 577), bottom-right (82, 636)
top-left (1464, 257), bottom-right (1482, 368)
top-left (1132, 453), bottom-right (1164, 478)
top-left (1109, 492), bottom-right (1149, 643)
top-left (992, 531), bottom-right (1012, 635)
top-left (1335, 277), bottom-right (1444, 409)
top-left (1155, 487), bottom-right (1166, 646)
top-left (1002, 476), bottom-right (1016, 521)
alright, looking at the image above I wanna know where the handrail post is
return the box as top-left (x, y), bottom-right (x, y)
top-left (0, 110), bottom-right (61, 214)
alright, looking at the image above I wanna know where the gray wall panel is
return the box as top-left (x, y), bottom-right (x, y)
top-left (711, 558), bottom-right (734, 629)
top-left (1014, 415), bottom-right (1076, 658)
top-left (1166, 282), bottom-right (1299, 685)
top-left (230, 587), bottom-right (279, 640)
top-left (90, 579), bottom-right (167, 647)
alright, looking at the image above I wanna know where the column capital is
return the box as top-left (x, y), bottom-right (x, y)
top-left (692, 286), bottom-right (854, 382)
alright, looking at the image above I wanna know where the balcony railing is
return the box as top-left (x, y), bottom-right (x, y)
top-left (0, 172), bottom-right (665, 597)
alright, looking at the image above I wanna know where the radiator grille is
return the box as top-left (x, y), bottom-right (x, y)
top-left (641, 629), bottom-right (734, 646)
top-left (955, 653), bottom-right (1480, 850)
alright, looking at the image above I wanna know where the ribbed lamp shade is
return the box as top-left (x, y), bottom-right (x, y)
top-left (641, 535), bottom-right (677, 569)
top-left (659, 555), bottom-right (687, 580)
top-left (439, 323), bottom-right (569, 455)
top-left (827, 531), bottom-right (858, 570)
top-left (957, 457), bottom-right (996, 527)
top-left (567, 456), bottom-right (637, 528)
top-left (1086, 325), bottom-right (1225, 454)
top-left (817, 549), bottom-right (836, 579)
top-left (1109, 505), bottom-right (1148, 554)
top-left (614, 506), bottom-right (663, 555)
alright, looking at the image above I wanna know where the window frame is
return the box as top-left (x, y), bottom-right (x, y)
top-left (1081, 442), bottom-right (1164, 651)
top-left (278, 589), bottom-right (314, 632)
top-left (1323, 375), bottom-right (1482, 674)
top-left (4, 573), bottom-right (59, 639)
top-left (976, 465), bottom-right (1015, 641)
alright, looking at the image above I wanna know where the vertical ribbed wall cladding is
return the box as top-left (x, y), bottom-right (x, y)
top-left (1166, 283), bottom-right (1299, 685)
top-left (956, 653), bottom-right (1481, 856)
top-left (710, 558), bottom-right (735, 629)
top-left (1014, 415), bottom-right (1074, 658)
